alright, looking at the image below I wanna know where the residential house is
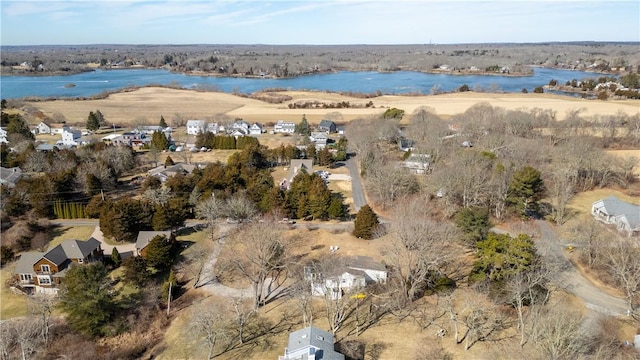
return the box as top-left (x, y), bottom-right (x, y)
top-left (310, 132), bottom-right (329, 149)
top-left (281, 159), bottom-right (314, 189)
top-left (309, 267), bottom-right (367, 299)
top-left (274, 120), bottom-right (296, 134)
top-left (137, 125), bottom-right (164, 134)
top-left (345, 256), bottom-right (388, 284)
top-left (336, 125), bottom-right (345, 136)
top-left (52, 122), bottom-right (71, 135)
top-left (14, 238), bottom-right (103, 294)
top-left (279, 326), bottom-right (345, 360)
top-left (206, 122), bottom-right (222, 134)
top-left (591, 196), bottom-right (640, 237)
top-left (37, 120), bottom-right (53, 134)
top-left (35, 143), bottom-right (61, 152)
top-left (186, 119), bottom-right (206, 135)
top-left (403, 153), bottom-right (431, 174)
top-left (317, 120), bottom-right (336, 134)
top-left (306, 256), bottom-right (387, 299)
top-left (147, 163), bottom-right (201, 183)
top-left (231, 120), bottom-right (251, 133)
top-left (60, 129), bottom-right (82, 146)
top-left (249, 123), bottom-right (263, 135)
top-left (0, 127), bottom-right (7, 144)
top-left (135, 230), bottom-right (172, 257)
top-left (0, 166), bottom-right (22, 188)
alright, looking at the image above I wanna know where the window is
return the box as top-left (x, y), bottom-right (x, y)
top-left (78, 258), bottom-right (83, 264)
top-left (38, 276), bottom-right (51, 285)
top-left (41, 265), bottom-right (50, 273)
top-left (20, 274), bottom-right (32, 281)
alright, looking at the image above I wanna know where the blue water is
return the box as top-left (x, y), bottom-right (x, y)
top-left (0, 67), bottom-right (609, 99)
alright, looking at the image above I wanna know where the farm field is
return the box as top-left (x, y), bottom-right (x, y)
top-left (24, 87), bottom-right (640, 128)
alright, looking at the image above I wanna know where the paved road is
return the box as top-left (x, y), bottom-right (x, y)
top-left (345, 157), bottom-right (367, 211)
top-left (496, 221), bottom-right (629, 317)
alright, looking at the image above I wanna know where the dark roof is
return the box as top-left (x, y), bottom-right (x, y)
top-left (42, 245), bottom-right (68, 266)
top-left (59, 238), bottom-right (101, 259)
top-left (319, 120), bottom-right (335, 128)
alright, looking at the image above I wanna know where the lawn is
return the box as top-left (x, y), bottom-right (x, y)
top-left (566, 188), bottom-right (639, 216)
top-left (46, 225), bottom-right (96, 250)
top-left (0, 265), bottom-right (28, 319)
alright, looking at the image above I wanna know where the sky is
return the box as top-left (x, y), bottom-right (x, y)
top-left (1, 0), bottom-right (639, 45)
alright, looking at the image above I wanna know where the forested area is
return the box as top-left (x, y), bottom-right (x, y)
top-left (2, 42), bottom-right (639, 77)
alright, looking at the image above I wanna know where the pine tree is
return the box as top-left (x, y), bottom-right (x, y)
top-left (165, 155), bottom-right (175, 167)
top-left (159, 115), bottom-right (168, 128)
top-left (353, 205), bottom-right (380, 239)
top-left (295, 114), bottom-right (311, 136)
top-left (86, 111), bottom-right (100, 131)
top-left (111, 247), bottom-right (122, 267)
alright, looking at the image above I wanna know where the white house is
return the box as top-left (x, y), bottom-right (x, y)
top-left (309, 267), bottom-right (366, 300)
top-left (206, 122), bottom-right (222, 134)
top-left (591, 196), bottom-right (640, 237)
top-left (37, 120), bottom-right (69, 135)
top-left (249, 123), bottom-right (263, 135)
top-left (309, 132), bottom-right (329, 149)
top-left (274, 120), bottom-right (296, 134)
top-left (232, 120), bottom-right (251, 132)
top-left (306, 256), bottom-right (387, 299)
top-left (61, 129), bottom-right (82, 146)
top-left (186, 119), bottom-right (206, 135)
top-left (279, 326), bottom-right (345, 360)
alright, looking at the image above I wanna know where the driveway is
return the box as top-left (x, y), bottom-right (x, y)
top-left (345, 157), bottom-right (367, 211)
top-left (496, 221), bottom-right (629, 316)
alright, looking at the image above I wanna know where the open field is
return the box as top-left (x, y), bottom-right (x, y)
top-left (0, 265), bottom-right (28, 319)
top-left (25, 87), bottom-right (640, 127)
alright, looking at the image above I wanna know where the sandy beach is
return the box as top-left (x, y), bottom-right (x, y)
top-left (25, 87), bottom-right (640, 127)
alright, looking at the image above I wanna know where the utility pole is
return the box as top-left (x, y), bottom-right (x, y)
top-left (167, 281), bottom-right (172, 316)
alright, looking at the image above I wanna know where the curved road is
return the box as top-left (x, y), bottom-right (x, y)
top-left (495, 220), bottom-right (629, 317)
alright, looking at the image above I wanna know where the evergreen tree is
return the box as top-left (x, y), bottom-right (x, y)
top-left (58, 263), bottom-right (117, 337)
top-left (159, 115), bottom-right (168, 128)
top-left (454, 207), bottom-right (491, 244)
top-left (165, 155), bottom-right (175, 167)
top-left (353, 205), bottom-right (380, 239)
top-left (122, 256), bottom-right (150, 287)
top-left (86, 111), bottom-right (100, 131)
top-left (95, 110), bottom-right (106, 126)
top-left (328, 195), bottom-right (346, 219)
top-left (144, 235), bottom-right (174, 272)
top-left (508, 166), bottom-right (545, 216)
top-left (150, 130), bottom-right (170, 150)
top-left (295, 114), bottom-right (311, 136)
top-left (6, 114), bottom-right (35, 140)
top-left (470, 233), bottom-right (537, 282)
top-left (111, 247), bottom-right (122, 267)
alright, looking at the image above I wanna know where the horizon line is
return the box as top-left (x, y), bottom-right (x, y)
top-left (3, 41), bottom-right (640, 47)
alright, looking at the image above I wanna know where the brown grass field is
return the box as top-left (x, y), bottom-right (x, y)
top-left (25, 87), bottom-right (640, 127)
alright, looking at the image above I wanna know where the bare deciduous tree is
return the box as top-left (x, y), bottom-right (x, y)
top-left (387, 199), bottom-right (460, 304)
top-left (603, 238), bottom-right (640, 314)
top-left (196, 194), bottom-right (225, 241)
top-left (191, 302), bottom-right (230, 359)
top-left (230, 223), bottom-right (290, 310)
top-left (225, 193), bottom-right (257, 223)
top-left (530, 303), bottom-right (585, 360)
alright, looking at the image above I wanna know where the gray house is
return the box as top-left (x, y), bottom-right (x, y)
top-left (135, 230), bottom-right (172, 256)
top-left (317, 120), bottom-right (336, 133)
top-left (591, 196), bottom-right (640, 237)
top-left (279, 326), bottom-right (344, 360)
top-left (0, 166), bottom-right (22, 188)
